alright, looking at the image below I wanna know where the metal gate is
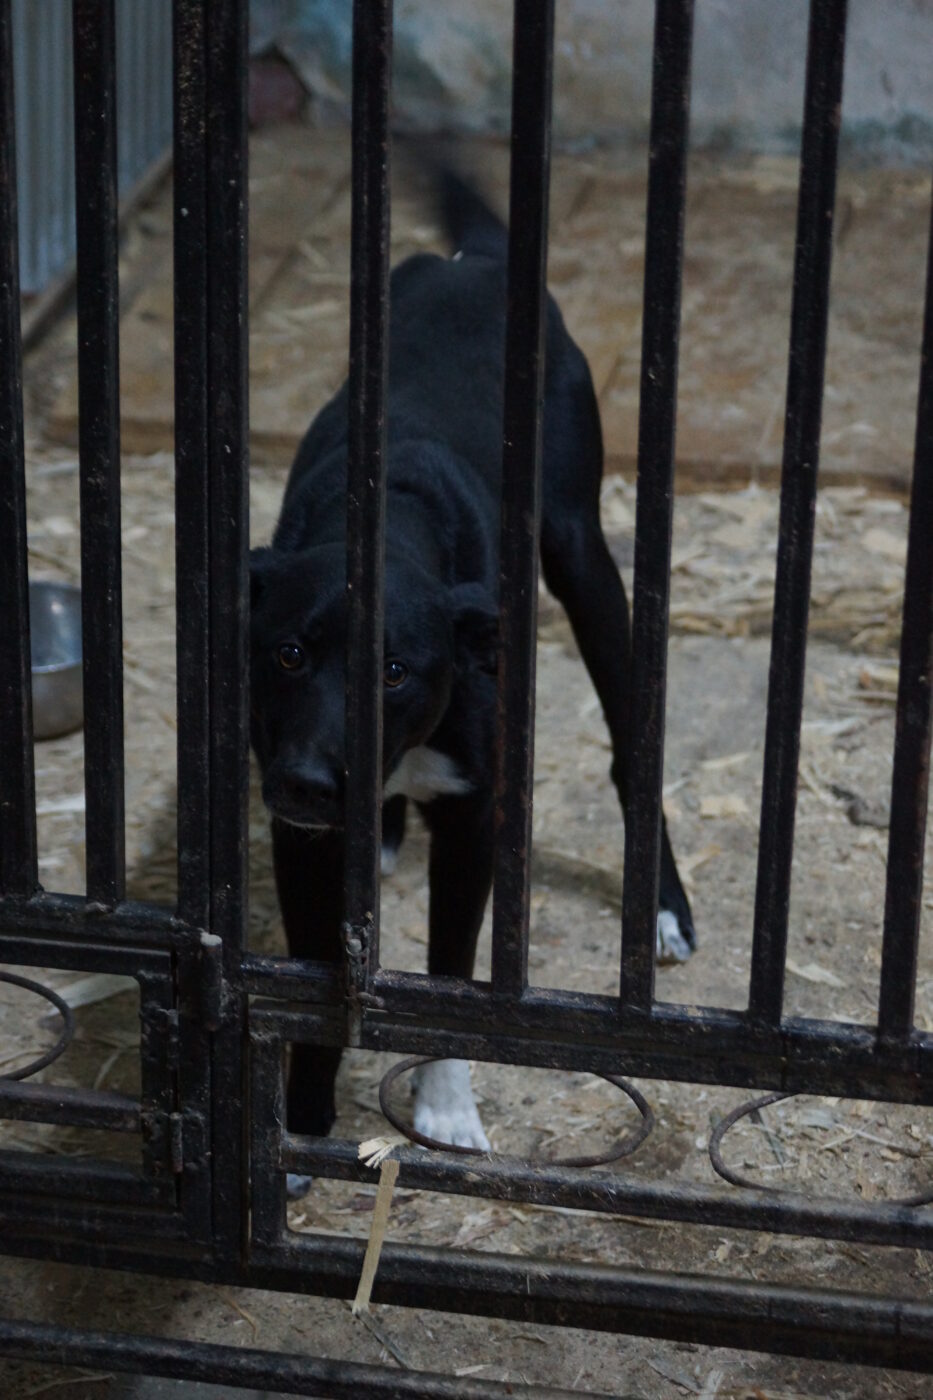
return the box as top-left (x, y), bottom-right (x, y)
top-left (1, 0), bottom-right (932, 1394)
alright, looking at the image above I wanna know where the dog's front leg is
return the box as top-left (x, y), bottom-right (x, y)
top-left (415, 791), bottom-right (494, 1151)
top-left (541, 517), bottom-right (696, 963)
top-left (271, 818), bottom-right (345, 1197)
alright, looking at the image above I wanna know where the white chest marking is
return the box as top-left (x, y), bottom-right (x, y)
top-left (384, 747), bottom-right (472, 803)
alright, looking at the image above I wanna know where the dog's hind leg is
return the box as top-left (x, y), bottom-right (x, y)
top-left (414, 792), bottom-right (494, 1150)
top-left (380, 794), bottom-right (407, 875)
top-left (271, 819), bottom-right (345, 1197)
top-left (540, 515), bottom-right (695, 963)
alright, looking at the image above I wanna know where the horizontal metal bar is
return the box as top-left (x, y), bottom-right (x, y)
top-left (0, 892), bottom-right (191, 948)
top-left (72, 0), bottom-right (126, 907)
top-left (0, 1081), bottom-right (139, 1133)
top-left (0, 1316), bottom-right (607, 1400)
top-left (490, 0), bottom-right (555, 998)
top-left (0, 1150), bottom-right (170, 1209)
top-left (0, 0), bottom-right (38, 901)
top-left (877, 185), bottom-right (933, 1043)
top-left (3, 1229), bottom-right (933, 1374)
top-left (242, 952), bottom-right (344, 1001)
top-left (620, 0), bottom-right (695, 1013)
top-left (0, 928), bottom-right (172, 976)
top-left (249, 976), bottom-right (933, 1103)
top-left (0, 1200), bottom-right (185, 1243)
top-left (749, 0), bottom-right (848, 1026)
top-left (285, 1135), bottom-right (933, 1252)
top-left (254, 1232), bottom-right (933, 1372)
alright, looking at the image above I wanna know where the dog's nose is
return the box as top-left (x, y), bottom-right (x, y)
top-left (267, 761), bottom-right (342, 826)
top-left (283, 765), bottom-right (337, 804)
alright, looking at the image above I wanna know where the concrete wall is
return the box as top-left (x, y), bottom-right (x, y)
top-left (252, 0), bottom-right (933, 162)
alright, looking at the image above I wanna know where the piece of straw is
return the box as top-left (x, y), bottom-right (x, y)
top-left (351, 1156), bottom-right (401, 1315)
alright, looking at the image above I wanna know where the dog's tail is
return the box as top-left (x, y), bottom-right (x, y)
top-left (436, 167), bottom-right (507, 261)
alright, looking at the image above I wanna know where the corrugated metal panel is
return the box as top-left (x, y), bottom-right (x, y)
top-left (12, 0), bottom-right (172, 295)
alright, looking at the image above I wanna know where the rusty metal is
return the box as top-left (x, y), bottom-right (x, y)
top-left (0, 970), bottom-right (74, 1080)
top-left (709, 1092), bottom-right (933, 1208)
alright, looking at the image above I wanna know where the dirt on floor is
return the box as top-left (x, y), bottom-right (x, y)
top-left (2, 130), bottom-right (932, 1398)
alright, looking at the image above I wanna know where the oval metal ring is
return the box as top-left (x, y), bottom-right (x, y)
top-left (0, 969), bottom-right (75, 1081)
top-left (378, 1055), bottom-right (654, 1168)
top-left (709, 1091), bottom-right (933, 1207)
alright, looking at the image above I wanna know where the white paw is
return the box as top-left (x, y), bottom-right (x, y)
top-left (411, 1059), bottom-right (490, 1151)
top-left (285, 1172), bottom-right (312, 1200)
top-left (380, 843), bottom-right (399, 877)
top-left (656, 910), bottom-right (692, 964)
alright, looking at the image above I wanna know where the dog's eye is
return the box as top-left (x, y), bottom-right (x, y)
top-left (277, 643), bottom-right (305, 672)
top-left (384, 659), bottom-right (408, 688)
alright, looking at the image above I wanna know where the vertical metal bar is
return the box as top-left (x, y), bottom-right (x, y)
top-left (0, 0), bottom-right (38, 898)
top-left (72, 0), bottom-right (125, 906)
top-left (877, 188), bottom-right (933, 1043)
top-left (490, 0), bottom-right (555, 998)
top-left (343, 0), bottom-right (392, 1026)
top-left (619, 0), bottom-right (694, 1013)
top-left (173, 0), bottom-right (210, 930)
top-left (748, 0), bottom-right (848, 1027)
top-left (250, 1031), bottom-right (287, 1247)
top-left (204, 0), bottom-right (249, 1257)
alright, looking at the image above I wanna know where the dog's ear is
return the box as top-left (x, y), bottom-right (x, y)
top-left (449, 582), bottom-right (499, 676)
top-left (249, 547), bottom-right (275, 610)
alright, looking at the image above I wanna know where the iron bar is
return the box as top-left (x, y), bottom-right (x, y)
top-left (258, 1233), bottom-right (933, 1371)
top-left (749, 0), bottom-right (849, 1026)
top-left (2, 1223), bottom-right (933, 1375)
top-left (204, 0), bottom-right (250, 1261)
top-left (250, 989), bottom-right (933, 1104)
top-left (171, 4), bottom-right (217, 1238)
top-left (72, 0), bottom-right (125, 906)
top-left (0, 1192), bottom-right (184, 1237)
top-left (0, 0), bottom-right (37, 899)
top-left (173, 0), bottom-right (211, 931)
top-left (0, 1081), bottom-right (138, 1133)
top-left (342, 0), bottom-right (393, 1010)
top-left (877, 186), bottom-right (933, 1042)
top-left (620, 0), bottom-right (695, 1012)
top-left (284, 1134), bottom-right (933, 1252)
top-left (0, 896), bottom-right (184, 949)
top-left (490, 0), bottom-right (555, 997)
top-left (0, 932), bottom-right (170, 978)
top-left (249, 1031), bottom-right (287, 1247)
top-left (204, 0), bottom-right (250, 952)
top-left (0, 1317), bottom-right (608, 1400)
top-left (0, 1152), bottom-right (169, 1208)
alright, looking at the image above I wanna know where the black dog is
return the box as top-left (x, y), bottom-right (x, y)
top-left (250, 171), bottom-right (695, 1191)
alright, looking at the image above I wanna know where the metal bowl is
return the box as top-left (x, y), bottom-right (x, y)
top-left (30, 581), bottom-right (83, 740)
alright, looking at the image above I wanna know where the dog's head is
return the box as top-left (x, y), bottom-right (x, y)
top-left (249, 544), bottom-right (497, 828)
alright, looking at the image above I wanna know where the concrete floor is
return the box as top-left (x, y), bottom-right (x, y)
top-left (39, 123), bottom-right (932, 496)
